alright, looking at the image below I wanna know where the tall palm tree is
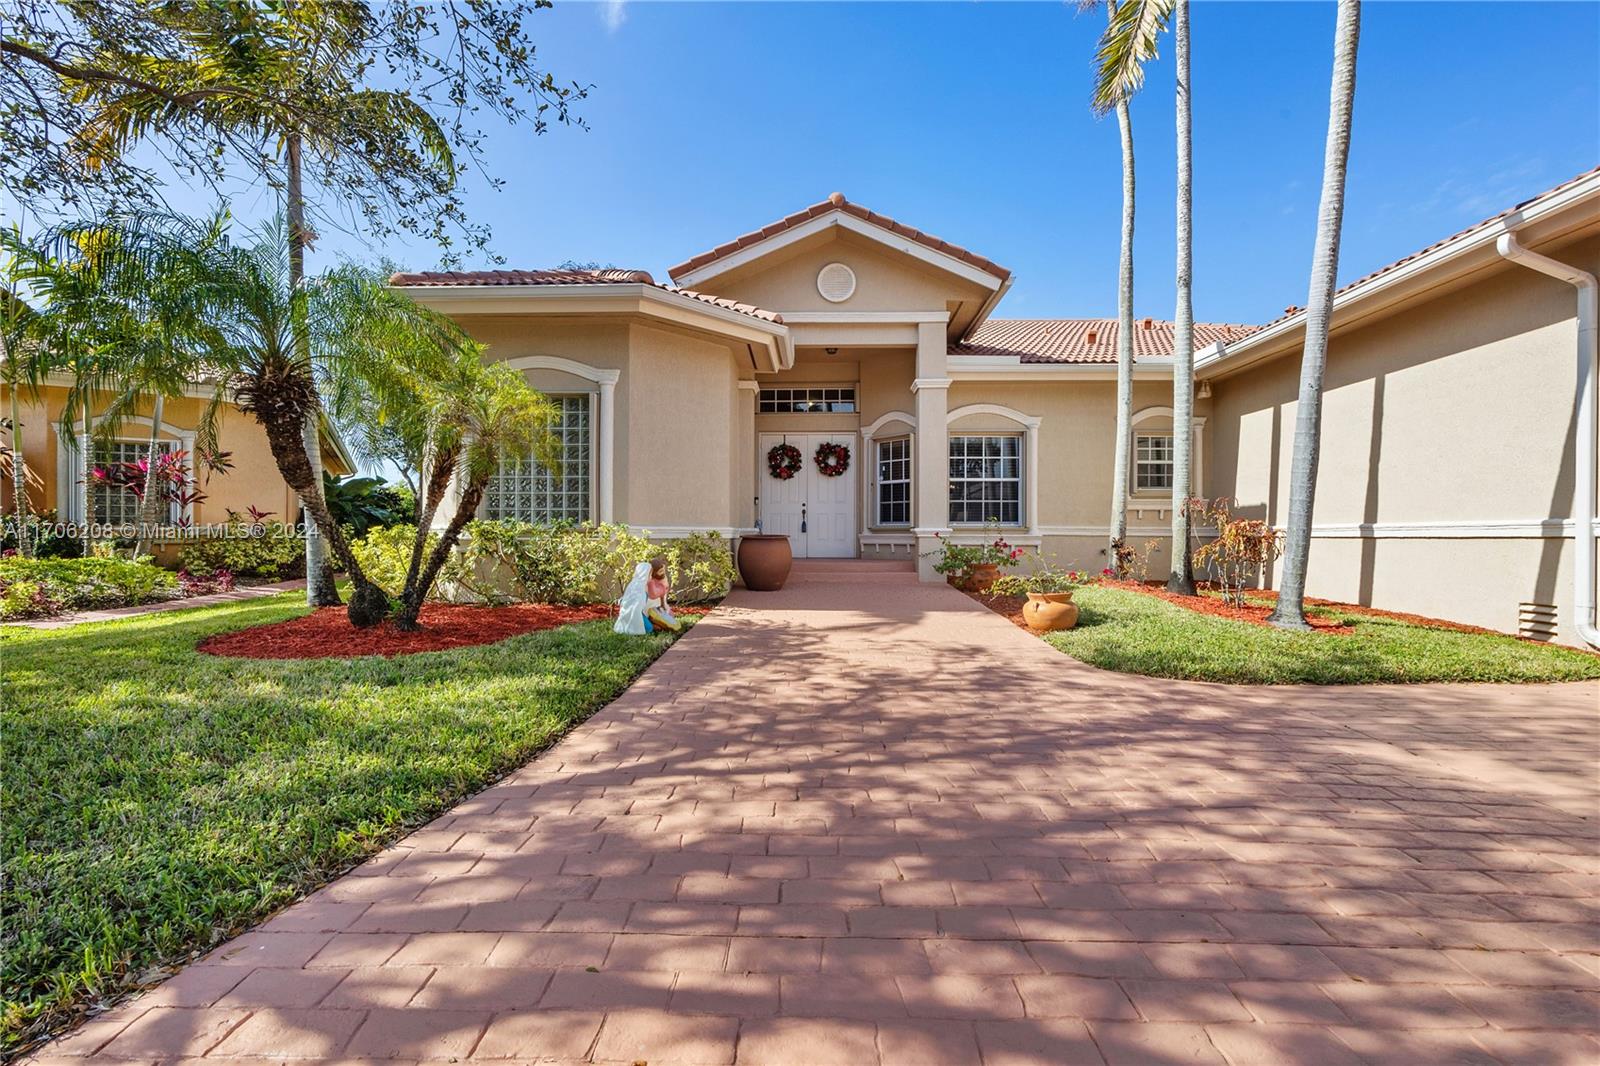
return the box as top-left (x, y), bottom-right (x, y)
top-left (1091, 1), bottom-right (1139, 574)
top-left (1093, 0), bottom-right (1195, 591)
top-left (1168, 0), bottom-right (1196, 595)
top-left (1269, 0), bottom-right (1362, 629)
top-left (72, 2), bottom-right (453, 606)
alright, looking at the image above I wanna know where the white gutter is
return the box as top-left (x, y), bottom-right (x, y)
top-left (1496, 233), bottom-right (1600, 648)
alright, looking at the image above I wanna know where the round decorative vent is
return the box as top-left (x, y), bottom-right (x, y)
top-left (816, 262), bottom-right (857, 303)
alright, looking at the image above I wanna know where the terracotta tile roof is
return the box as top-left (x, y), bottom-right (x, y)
top-left (667, 192), bottom-right (1012, 283)
top-left (1250, 164), bottom-right (1600, 335)
top-left (387, 268), bottom-right (783, 324)
top-left (951, 318), bottom-right (1258, 364)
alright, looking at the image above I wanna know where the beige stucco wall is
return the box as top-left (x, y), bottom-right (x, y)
top-left (1208, 234), bottom-right (1600, 644)
top-left (459, 314), bottom-right (746, 531)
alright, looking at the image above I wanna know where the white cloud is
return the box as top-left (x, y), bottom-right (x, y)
top-left (600, 0), bottom-right (628, 34)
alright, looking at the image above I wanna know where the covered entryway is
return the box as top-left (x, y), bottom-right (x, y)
top-left (757, 432), bottom-right (857, 557)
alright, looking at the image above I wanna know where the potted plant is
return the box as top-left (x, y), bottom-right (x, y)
top-left (925, 525), bottom-right (1024, 592)
top-left (991, 559), bottom-right (1097, 632)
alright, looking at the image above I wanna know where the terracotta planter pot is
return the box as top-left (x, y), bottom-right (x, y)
top-left (737, 534), bottom-right (793, 591)
top-left (1022, 590), bottom-right (1079, 633)
top-left (963, 562), bottom-right (1001, 593)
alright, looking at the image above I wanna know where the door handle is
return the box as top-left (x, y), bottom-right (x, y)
top-left (801, 502), bottom-right (807, 534)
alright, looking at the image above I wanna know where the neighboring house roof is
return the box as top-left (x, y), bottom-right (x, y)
top-left (666, 192), bottom-right (1013, 284)
top-left (388, 267), bottom-right (784, 324)
top-left (952, 318), bottom-right (1258, 364)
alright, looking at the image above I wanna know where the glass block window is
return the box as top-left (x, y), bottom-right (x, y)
top-left (875, 437), bottom-right (911, 526)
top-left (948, 435), bottom-right (1022, 526)
top-left (1135, 433), bottom-right (1175, 492)
top-left (92, 439), bottom-right (176, 527)
top-left (758, 386), bottom-right (856, 413)
top-left (485, 395), bottom-right (592, 523)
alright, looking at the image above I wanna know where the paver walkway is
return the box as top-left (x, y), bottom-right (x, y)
top-left (38, 561), bottom-right (1600, 1064)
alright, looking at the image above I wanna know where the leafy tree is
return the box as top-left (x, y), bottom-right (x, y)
top-left (322, 472), bottom-right (411, 539)
top-left (1269, 0), bottom-right (1361, 629)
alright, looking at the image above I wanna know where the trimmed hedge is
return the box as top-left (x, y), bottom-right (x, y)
top-left (177, 523), bottom-right (305, 580)
top-left (0, 557), bottom-right (177, 620)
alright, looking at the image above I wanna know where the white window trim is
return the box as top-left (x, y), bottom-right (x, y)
top-left (858, 410), bottom-right (917, 537)
top-left (872, 436), bottom-right (914, 528)
top-left (55, 415), bottom-right (197, 525)
top-left (1128, 406), bottom-right (1205, 506)
top-left (499, 356), bottom-right (618, 523)
top-left (946, 403), bottom-right (1040, 534)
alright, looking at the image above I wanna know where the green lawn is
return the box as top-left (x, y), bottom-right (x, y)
top-left (0, 593), bottom-right (691, 1054)
top-left (1044, 584), bottom-right (1600, 685)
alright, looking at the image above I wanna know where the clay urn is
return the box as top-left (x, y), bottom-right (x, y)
top-left (737, 534), bottom-right (793, 591)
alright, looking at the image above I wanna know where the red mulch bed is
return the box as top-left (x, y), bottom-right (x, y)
top-left (198, 602), bottom-right (618, 660)
top-left (1099, 578), bottom-right (1355, 634)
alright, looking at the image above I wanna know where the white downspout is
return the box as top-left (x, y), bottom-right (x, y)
top-left (1496, 233), bottom-right (1600, 648)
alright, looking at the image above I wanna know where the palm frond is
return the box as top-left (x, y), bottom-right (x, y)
top-left (1092, 0), bottom-right (1175, 114)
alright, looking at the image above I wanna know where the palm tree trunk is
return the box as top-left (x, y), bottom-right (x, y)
top-left (80, 391), bottom-right (93, 556)
top-left (1269, 0), bottom-right (1361, 630)
top-left (133, 392), bottom-right (165, 557)
top-left (8, 381), bottom-right (29, 557)
top-left (286, 130), bottom-right (342, 608)
top-left (401, 439), bottom-right (456, 602)
top-left (1167, 0), bottom-right (1196, 595)
top-left (396, 475), bottom-right (486, 630)
top-left (1107, 1), bottom-right (1137, 575)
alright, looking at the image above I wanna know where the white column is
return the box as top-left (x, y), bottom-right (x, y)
top-left (598, 378), bottom-right (616, 524)
top-left (736, 380), bottom-right (759, 531)
top-left (913, 321), bottom-right (951, 581)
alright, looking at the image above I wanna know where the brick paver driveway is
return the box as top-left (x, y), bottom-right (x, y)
top-left (42, 562), bottom-right (1600, 1064)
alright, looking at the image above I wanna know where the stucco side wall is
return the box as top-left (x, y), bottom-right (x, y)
top-left (623, 323), bottom-right (739, 530)
top-left (1207, 235), bottom-right (1600, 644)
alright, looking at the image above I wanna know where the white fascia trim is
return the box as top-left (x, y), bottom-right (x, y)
top-left (736, 380), bottom-right (762, 393)
top-left (964, 274), bottom-right (1015, 342)
top-left (502, 354), bottom-right (620, 385)
top-left (671, 210), bottom-right (1006, 293)
top-left (781, 311), bottom-right (951, 324)
top-left (911, 377), bottom-right (952, 393)
top-left (1195, 172), bottom-right (1600, 378)
top-left (34, 369), bottom-right (224, 401)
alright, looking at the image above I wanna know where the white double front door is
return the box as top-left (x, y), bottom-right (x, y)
top-left (758, 432), bottom-right (858, 558)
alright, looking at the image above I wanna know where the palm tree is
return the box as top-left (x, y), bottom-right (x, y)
top-left (72, 2), bottom-right (453, 606)
top-left (1093, 0), bottom-right (1195, 592)
top-left (1091, 1), bottom-right (1139, 575)
top-left (1269, 0), bottom-right (1362, 629)
top-left (1167, 0), bottom-right (1196, 595)
top-left (192, 217), bottom-right (463, 626)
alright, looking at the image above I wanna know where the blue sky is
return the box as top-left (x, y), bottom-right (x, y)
top-left (19, 1), bottom-right (1600, 327)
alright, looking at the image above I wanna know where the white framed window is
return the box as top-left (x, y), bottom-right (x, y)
top-left (1135, 433), bottom-right (1175, 492)
top-left (949, 434), bottom-right (1022, 526)
top-left (93, 439), bottom-right (178, 527)
top-left (485, 395), bottom-right (592, 523)
top-left (875, 437), bottom-right (911, 526)
top-left (759, 386), bottom-right (856, 413)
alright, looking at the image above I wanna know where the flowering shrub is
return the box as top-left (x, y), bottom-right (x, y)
top-left (990, 556), bottom-right (1099, 597)
top-left (87, 449), bottom-right (207, 526)
top-left (925, 524), bottom-right (1025, 577)
top-left (1189, 497), bottom-right (1285, 607)
top-left (0, 557), bottom-right (177, 619)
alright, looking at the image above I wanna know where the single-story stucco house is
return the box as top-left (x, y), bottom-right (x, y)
top-left (389, 165), bottom-right (1598, 647)
top-left (1, 377), bottom-right (354, 561)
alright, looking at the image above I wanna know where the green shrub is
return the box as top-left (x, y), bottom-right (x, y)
top-left (177, 522), bottom-right (305, 580)
top-left (348, 524), bottom-right (470, 601)
top-left (0, 557), bottom-right (177, 619)
top-left (459, 522), bottom-right (732, 605)
top-left (1, 510), bottom-right (84, 559)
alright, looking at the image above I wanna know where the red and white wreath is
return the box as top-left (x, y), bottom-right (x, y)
top-left (813, 441), bottom-right (850, 478)
top-left (767, 442), bottom-right (803, 480)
